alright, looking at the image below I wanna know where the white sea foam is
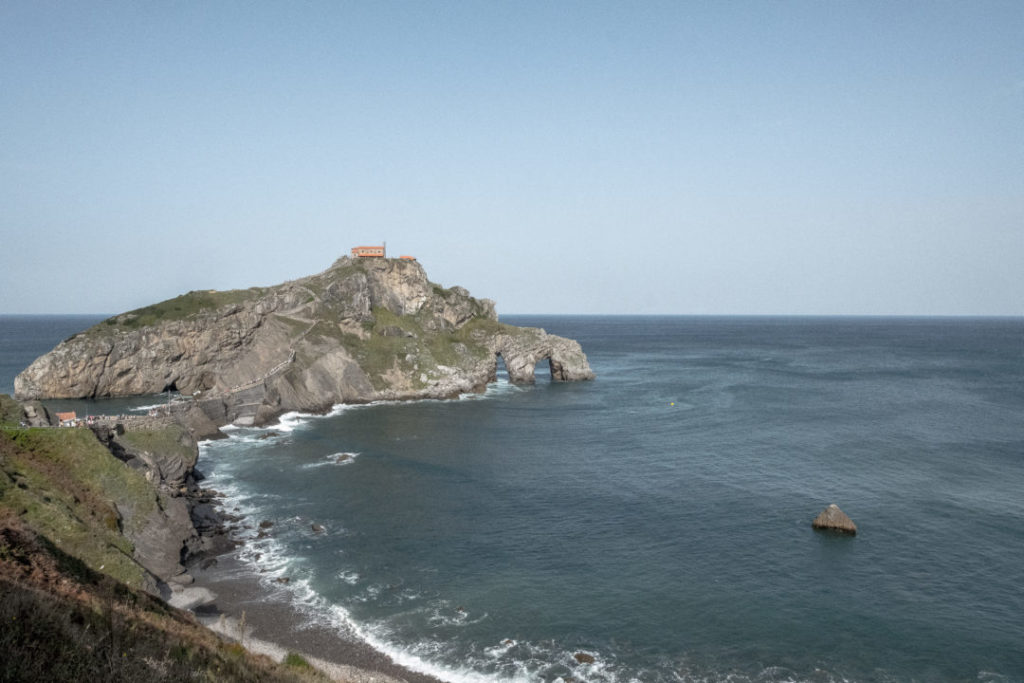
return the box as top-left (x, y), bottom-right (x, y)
top-left (128, 402), bottom-right (168, 413)
top-left (196, 399), bottom-right (646, 683)
top-left (273, 411), bottom-right (312, 432)
top-left (200, 436), bottom-right (628, 683)
top-left (338, 570), bottom-right (360, 585)
top-left (459, 379), bottom-right (522, 401)
top-left (300, 452), bottom-right (360, 469)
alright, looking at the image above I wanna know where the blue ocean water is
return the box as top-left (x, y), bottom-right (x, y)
top-left (0, 315), bottom-right (107, 396)
top-left (3, 315), bottom-right (1023, 682)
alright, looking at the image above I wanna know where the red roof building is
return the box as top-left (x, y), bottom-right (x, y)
top-left (351, 245), bottom-right (386, 258)
top-left (55, 411), bottom-right (77, 426)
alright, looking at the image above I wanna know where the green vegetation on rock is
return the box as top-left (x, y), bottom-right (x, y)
top-left (284, 652), bottom-right (314, 670)
top-left (0, 394), bottom-right (22, 427)
top-left (98, 288), bottom-right (264, 331)
top-left (117, 426), bottom-right (198, 469)
top-left (0, 428), bottom-right (155, 587)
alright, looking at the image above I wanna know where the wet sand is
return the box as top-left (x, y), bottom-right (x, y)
top-left (186, 552), bottom-right (447, 683)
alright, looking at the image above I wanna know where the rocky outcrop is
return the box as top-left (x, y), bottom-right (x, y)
top-left (812, 503), bottom-right (858, 535)
top-left (16, 256), bottom-right (595, 426)
top-left (1, 398), bottom-right (220, 597)
top-left (489, 330), bottom-right (595, 383)
top-left (89, 421), bottom-right (208, 589)
top-left (20, 400), bottom-right (53, 427)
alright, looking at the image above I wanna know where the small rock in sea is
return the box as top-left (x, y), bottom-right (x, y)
top-left (501, 639), bottom-right (514, 646)
top-left (812, 503), bottom-right (858, 535)
top-left (200, 558), bottom-right (218, 571)
top-left (574, 652), bottom-right (595, 664)
top-left (259, 519), bottom-right (274, 529)
top-left (256, 530), bottom-right (269, 539)
top-left (311, 523), bottom-right (325, 533)
top-left (275, 577), bottom-right (290, 584)
top-left (257, 431), bottom-right (279, 440)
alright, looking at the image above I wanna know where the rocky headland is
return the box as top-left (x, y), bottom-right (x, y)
top-left (15, 255), bottom-right (594, 429)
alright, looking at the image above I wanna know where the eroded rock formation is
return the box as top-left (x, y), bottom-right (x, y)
top-left (16, 256), bottom-right (594, 426)
top-left (812, 503), bottom-right (858, 535)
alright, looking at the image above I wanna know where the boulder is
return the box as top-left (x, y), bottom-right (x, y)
top-left (812, 503), bottom-right (857, 534)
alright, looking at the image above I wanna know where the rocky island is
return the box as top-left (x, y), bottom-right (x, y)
top-left (15, 254), bottom-right (594, 429)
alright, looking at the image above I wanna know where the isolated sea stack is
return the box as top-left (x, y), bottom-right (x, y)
top-left (15, 253), bottom-right (594, 427)
top-left (812, 503), bottom-right (858, 535)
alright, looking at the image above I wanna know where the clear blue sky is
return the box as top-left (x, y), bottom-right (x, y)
top-left (2, 1), bottom-right (1021, 315)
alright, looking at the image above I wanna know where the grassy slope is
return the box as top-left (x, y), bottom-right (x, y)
top-left (98, 288), bottom-right (266, 331)
top-left (0, 511), bottom-right (326, 682)
top-left (0, 394), bottom-right (22, 427)
top-left (0, 428), bottom-right (152, 587)
top-left (0, 405), bottom-right (331, 682)
top-left (117, 426), bottom-right (198, 469)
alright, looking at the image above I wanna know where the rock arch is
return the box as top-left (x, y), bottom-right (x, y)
top-left (490, 331), bottom-right (596, 385)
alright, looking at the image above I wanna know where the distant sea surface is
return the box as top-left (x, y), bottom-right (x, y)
top-left (3, 315), bottom-right (1023, 682)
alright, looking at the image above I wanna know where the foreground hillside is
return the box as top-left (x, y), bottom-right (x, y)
top-left (15, 255), bottom-right (593, 426)
top-left (0, 399), bottom-right (331, 681)
top-left (0, 512), bottom-right (327, 683)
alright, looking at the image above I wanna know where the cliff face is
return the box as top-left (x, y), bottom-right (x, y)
top-left (0, 410), bottom-right (208, 594)
top-left (15, 256), bottom-right (594, 425)
top-left (0, 514), bottom-right (327, 682)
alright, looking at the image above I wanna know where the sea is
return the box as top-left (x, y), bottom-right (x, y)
top-left (2, 314), bottom-right (1023, 683)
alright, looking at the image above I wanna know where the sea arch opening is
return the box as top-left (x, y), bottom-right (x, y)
top-left (494, 351), bottom-right (556, 384)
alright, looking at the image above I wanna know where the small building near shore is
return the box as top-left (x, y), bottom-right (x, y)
top-left (55, 411), bottom-right (77, 427)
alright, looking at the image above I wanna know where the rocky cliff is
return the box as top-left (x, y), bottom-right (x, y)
top-left (15, 256), bottom-right (594, 426)
top-left (0, 402), bottom-right (216, 596)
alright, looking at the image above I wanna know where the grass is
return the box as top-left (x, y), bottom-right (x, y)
top-left (117, 426), bottom-right (197, 469)
top-left (284, 652), bottom-right (314, 670)
top-left (0, 394), bottom-right (22, 427)
top-left (0, 428), bottom-right (158, 587)
top-left (94, 288), bottom-right (264, 331)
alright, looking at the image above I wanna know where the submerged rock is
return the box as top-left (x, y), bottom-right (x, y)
top-left (812, 503), bottom-right (858, 535)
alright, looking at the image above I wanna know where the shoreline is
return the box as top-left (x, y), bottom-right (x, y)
top-left (183, 508), bottom-right (449, 683)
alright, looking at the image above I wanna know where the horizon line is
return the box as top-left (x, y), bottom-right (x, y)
top-left (1, 312), bottom-right (1020, 319)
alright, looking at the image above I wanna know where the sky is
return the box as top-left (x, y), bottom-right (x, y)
top-left (1, 1), bottom-right (1021, 316)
